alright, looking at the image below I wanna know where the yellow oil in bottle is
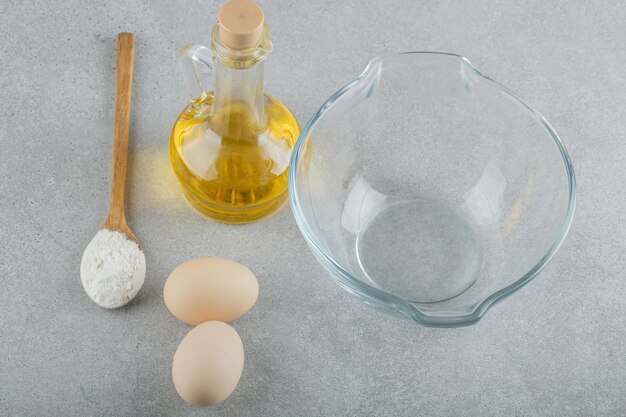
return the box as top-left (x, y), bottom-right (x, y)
top-left (170, 93), bottom-right (299, 223)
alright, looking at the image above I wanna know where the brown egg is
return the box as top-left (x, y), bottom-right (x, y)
top-left (172, 321), bottom-right (244, 406)
top-left (164, 257), bottom-right (259, 325)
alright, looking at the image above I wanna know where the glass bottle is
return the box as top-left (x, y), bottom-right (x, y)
top-left (170, 0), bottom-right (300, 224)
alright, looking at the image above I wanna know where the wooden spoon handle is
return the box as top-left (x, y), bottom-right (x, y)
top-left (105, 32), bottom-right (135, 230)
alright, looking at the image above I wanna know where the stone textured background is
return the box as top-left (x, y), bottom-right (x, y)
top-left (1, 0), bottom-right (625, 415)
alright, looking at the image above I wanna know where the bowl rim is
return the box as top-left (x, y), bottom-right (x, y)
top-left (288, 51), bottom-right (577, 327)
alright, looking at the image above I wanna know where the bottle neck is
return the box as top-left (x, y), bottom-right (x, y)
top-left (212, 59), bottom-right (265, 126)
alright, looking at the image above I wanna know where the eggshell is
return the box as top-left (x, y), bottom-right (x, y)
top-left (172, 321), bottom-right (244, 406)
top-left (164, 257), bottom-right (259, 325)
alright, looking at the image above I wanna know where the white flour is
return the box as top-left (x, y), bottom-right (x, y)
top-left (80, 229), bottom-right (146, 309)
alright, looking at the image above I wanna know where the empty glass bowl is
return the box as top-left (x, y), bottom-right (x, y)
top-left (289, 52), bottom-right (576, 327)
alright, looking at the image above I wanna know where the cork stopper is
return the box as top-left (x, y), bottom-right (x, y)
top-left (218, 0), bottom-right (265, 50)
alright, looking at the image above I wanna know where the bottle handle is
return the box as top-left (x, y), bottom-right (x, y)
top-left (179, 44), bottom-right (214, 102)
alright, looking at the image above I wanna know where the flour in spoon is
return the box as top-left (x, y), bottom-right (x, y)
top-left (80, 229), bottom-right (146, 309)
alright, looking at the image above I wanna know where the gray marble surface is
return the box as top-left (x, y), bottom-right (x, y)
top-left (1, 0), bottom-right (625, 416)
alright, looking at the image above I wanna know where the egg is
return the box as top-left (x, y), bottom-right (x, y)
top-left (164, 257), bottom-right (259, 325)
top-left (172, 321), bottom-right (244, 406)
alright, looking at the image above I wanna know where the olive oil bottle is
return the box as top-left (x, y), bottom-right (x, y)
top-left (170, 0), bottom-right (299, 223)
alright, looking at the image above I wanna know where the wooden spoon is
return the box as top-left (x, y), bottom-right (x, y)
top-left (102, 32), bottom-right (140, 246)
top-left (80, 32), bottom-right (145, 309)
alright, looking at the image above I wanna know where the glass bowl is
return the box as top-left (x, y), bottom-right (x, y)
top-left (289, 52), bottom-right (576, 327)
